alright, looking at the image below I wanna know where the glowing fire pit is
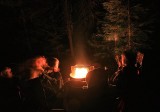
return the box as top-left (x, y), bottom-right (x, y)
top-left (68, 65), bottom-right (94, 89)
top-left (70, 65), bottom-right (94, 79)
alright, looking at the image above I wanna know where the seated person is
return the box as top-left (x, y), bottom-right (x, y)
top-left (82, 67), bottom-right (114, 112)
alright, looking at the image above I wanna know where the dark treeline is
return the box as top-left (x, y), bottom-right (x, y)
top-left (0, 0), bottom-right (159, 64)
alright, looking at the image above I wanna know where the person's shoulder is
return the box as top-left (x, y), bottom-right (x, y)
top-left (55, 72), bottom-right (62, 78)
top-left (48, 71), bottom-right (61, 79)
top-left (54, 71), bottom-right (61, 75)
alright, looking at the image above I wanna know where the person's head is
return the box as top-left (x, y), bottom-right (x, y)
top-left (24, 56), bottom-right (48, 79)
top-left (136, 51), bottom-right (144, 66)
top-left (86, 68), bottom-right (107, 88)
top-left (0, 66), bottom-right (13, 78)
top-left (47, 57), bottom-right (60, 72)
top-left (32, 56), bottom-right (48, 72)
top-left (115, 54), bottom-right (121, 68)
top-left (120, 53), bottom-right (127, 67)
top-left (122, 50), bottom-right (137, 66)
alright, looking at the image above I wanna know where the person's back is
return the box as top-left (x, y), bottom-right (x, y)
top-left (20, 77), bottom-right (48, 112)
top-left (82, 67), bottom-right (115, 112)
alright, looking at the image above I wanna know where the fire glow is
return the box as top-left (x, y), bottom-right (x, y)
top-left (70, 65), bottom-right (94, 79)
top-left (74, 68), bottom-right (88, 78)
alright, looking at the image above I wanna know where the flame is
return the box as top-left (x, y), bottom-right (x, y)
top-left (75, 68), bottom-right (88, 78)
top-left (70, 67), bottom-right (89, 78)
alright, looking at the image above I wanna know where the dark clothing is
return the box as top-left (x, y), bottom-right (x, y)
top-left (20, 72), bottom-right (64, 112)
top-left (81, 85), bottom-right (116, 112)
top-left (136, 63), bottom-right (143, 75)
top-left (0, 77), bottom-right (21, 112)
top-left (81, 68), bottom-right (117, 112)
top-left (86, 68), bottom-right (108, 88)
top-left (47, 71), bottom-right (63, 89)
top-left (116, 66), bottom-right (142, 112)
top-left (41, 73), bottom-right (64, 109)
top-left (20, 77), bottom-right (48, 112)
top-left (48, 71), bottom-right (61, 79)
top-left (41, 73), bottom-right (59, 96)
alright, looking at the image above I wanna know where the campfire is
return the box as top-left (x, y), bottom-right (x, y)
top-left (68, 65), bottom-right (94, 89)
top-left (70, 65), bottom-right (94, 79)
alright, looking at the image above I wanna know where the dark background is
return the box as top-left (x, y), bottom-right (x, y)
top-left (0, 0), bottom-right (160, 64)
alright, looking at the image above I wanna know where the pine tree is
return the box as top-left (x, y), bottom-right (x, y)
top-left (89, 0), bottom-right (153, 61)
top-left (104, 0), bottom-right (153, 53)
top-left (87, 0), bottom-right (114, 62)
top-left (102, 0), bottom-right (128, 54)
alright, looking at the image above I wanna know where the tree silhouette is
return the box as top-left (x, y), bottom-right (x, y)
top-left (88, 0), bottom-right (154, 62)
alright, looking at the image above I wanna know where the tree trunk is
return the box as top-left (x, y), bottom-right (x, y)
top-left (64, 0), bottom-right (74, 58)
top-left (127, 0), bottom-right (131, 49)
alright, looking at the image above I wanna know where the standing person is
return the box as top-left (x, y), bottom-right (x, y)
top-left (116, 50), bottom-right (142, 112)
top-left (108, 54), bottom-right (123, 86)
top-left (135, 51), bottom-right (144, 75)
top-left (44, 57), bottom-right (64, 109)
top-left (46, 57), bottom-right (64, 90)
top-left (19, 56), bottom-right (49, 112)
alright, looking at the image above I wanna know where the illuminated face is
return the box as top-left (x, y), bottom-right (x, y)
top-left (54, 60), bottom-right (59, 69)
top-left (34, 57), bottom-right (48, 71)
top-left (137, 52), bottom-right (144, 65)
top-left (2, 67), bottom-right (13, 78)
top-left (115, 55), bottom-right (121, 67)
top-left (121, 54), bottom-right (126, 67)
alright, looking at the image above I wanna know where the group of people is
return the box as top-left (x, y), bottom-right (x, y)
top-left (0, 49), bottom-right (148, 112)
top-left (108, 50), bottom-right (146, 112)
top-left (75, 49), bottom-right (145, 112)
top-left (0, 56), bottom-right (64, 112)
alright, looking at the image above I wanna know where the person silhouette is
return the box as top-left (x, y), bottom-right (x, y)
top-left (0, 65), bottom-right (21, 112)
top-left (82, 67), bottom-right (114, 112)
top-left (116, 50), bottom-right (141, 112)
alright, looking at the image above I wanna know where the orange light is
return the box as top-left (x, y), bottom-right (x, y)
top-left (75, 68), bottom-right (88, 78)
top-left (70, 65), bottom-right (93, 79)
